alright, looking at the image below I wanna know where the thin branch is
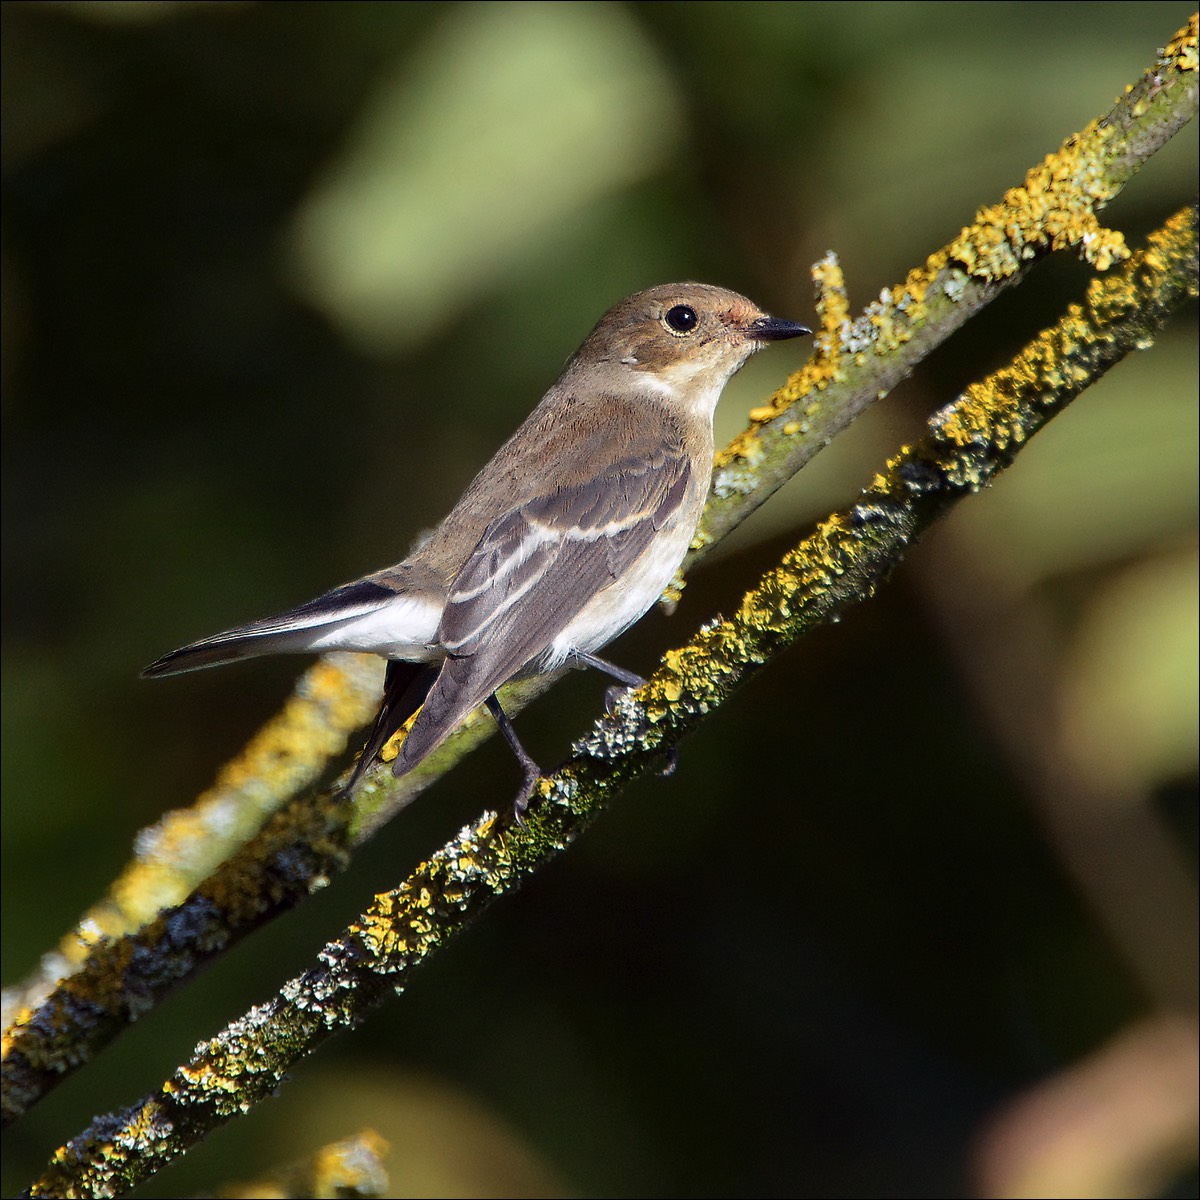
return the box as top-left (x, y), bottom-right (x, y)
top-left (23, 200), bottom-right (1198, 1200)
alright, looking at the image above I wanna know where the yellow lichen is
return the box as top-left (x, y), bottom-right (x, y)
top-left (949, 115), bottom-right (1131, 283)
top-left (1, 1007), bottom-right (35, 1057)
top-left (813, 252), bottom-right (851, 333)
top-left (1161, 14), bottom-right (1198, 72)
top-left (312, 1130), bottom-right (390, 1196)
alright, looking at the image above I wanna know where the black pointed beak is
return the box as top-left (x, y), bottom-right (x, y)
top-left (747, 316), bottom-right (812, 342)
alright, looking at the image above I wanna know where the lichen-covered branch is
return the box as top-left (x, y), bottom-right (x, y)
top-left (24, 203), bottom-right (1197, 1200)
top-left (3, 14), bottom-right (1196, 1133)
top-left (214, 1130), bottom-right (390, 1199)
top-left (0, 654), bottom-right (382, 1038)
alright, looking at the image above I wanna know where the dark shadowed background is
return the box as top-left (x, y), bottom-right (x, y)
top-left (2, 2), bottom-right (1196, 1196)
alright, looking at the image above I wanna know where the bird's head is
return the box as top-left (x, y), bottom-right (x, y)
top-left (569, 282), bottom-right (810, 416)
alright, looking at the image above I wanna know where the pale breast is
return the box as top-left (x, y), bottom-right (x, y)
top-left (543, 479), bottom-right (707, 668)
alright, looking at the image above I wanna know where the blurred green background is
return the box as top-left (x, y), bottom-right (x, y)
top-left (2, 2), bottom-right (1196, 1196)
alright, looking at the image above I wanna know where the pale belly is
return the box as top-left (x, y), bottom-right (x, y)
top-left (542, 503), bottom-right (700, 669)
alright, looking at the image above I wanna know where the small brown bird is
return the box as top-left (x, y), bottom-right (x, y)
top-left (144, 283), bottom-right (809, 810)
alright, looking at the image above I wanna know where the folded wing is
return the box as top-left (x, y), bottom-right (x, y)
top-left (394, 435), bottom-right (692, 775)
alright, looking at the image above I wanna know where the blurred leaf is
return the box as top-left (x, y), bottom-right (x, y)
top-left (1062, 544), bottom-right (1200, 791)
top-left (290, 1), bottom-right (682, 352)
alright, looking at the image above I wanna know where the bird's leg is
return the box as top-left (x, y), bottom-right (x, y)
top-left (571, 649), bottom-right (645, 688)
top-left (571, 651), bottom-right (677, 776)
top-left (570, 650), bottom-right (646, 711)
top-left (485, 694), bottom-right (544, 825)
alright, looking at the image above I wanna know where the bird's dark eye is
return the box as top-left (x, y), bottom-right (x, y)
top-left (664, 304), bottom-right (698, 334)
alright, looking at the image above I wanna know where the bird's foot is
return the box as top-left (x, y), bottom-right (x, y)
top-left (604, 683), bottom-right (637, 714)
top-left (509, 759), bottom-right (544, 829)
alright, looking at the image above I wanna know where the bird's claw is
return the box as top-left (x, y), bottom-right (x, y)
top-left (509, 762), bottom-right (543, 828)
